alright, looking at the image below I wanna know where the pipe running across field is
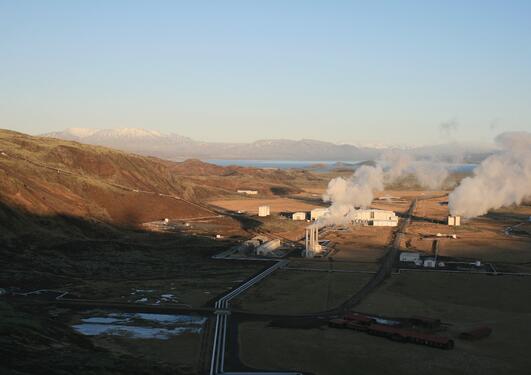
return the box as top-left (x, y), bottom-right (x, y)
top-left (209, 259), bottom-right (302, 375)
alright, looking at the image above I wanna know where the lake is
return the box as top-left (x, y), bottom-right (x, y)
top-left (206, 159), bottom-right (364, 170)
top-left (206, 159), bottom-right (477, 173)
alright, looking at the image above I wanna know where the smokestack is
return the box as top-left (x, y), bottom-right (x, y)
top-left (305, 225), bottom-right (322, 257)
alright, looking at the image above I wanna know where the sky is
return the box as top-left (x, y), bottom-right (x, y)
top-left (1, 1), bottom-right (531, 146)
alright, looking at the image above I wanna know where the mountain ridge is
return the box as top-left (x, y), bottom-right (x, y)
top-left (40, 128), bottom-right (388, 161)
top-left (41, 127), bottom-right (495, 162)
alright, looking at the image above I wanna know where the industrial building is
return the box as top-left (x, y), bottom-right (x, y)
top-left (311, 207), bottom-right (328, 221)
top-left (256, 239), bottom-right (281, 256)
top-left (258, 205), bottom-right (270, 217)
top-left (237, 189), bottom-right (258, 195)
top-left (292, 212), bottom-right (306, 221)
top-left (350, 209), bottom-right (398, 227)
top-left (304, 225), bottom-right (322, 257)
top-left (448, 215), bottom-right (461, 226)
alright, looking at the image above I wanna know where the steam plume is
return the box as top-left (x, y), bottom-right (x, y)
top-left (449, 131), bottom-right (531, 218)
top-left (320, 165), bottom-right (384, 226)
top-left (411, 161), bottom-right (449, 190)
top-left (319, 152), bottom-right (453, 226)
top-left (380, 150), bottom-right (449, 190)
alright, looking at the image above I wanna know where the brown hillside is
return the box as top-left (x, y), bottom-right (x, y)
top-left (169, 158), bottom-right (322, 196)
top-left (0, 129), bottom-right (217, 229)
top-left (0, 129), bottom-right (323, 234)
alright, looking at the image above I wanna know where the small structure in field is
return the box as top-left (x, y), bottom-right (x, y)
top-left (258, 206), bottom-right (271, 217)
top-left (448, 215), bottom-right (461, 226)
top-left (423, 258), bottom-right (436, 268)
top-left (258, 205), bottom-right (270, 217)
top-left (292, 212), bottom-right (306, 221)
top-left (399, 252), bottom-right (421, 263)
top-left (237, 189), bottom-right (258, 195)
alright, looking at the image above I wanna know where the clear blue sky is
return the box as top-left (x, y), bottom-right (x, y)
top-left (1, 1), bottom-right (530, 145)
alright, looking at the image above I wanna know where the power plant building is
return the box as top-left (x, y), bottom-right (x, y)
top-left (448, 215), bottom-right (461, 226)
top-left (292, 212), bottom-right (306, 221)
top-left (237, 189), bottom-right (258, 195)
top-left (311, 208), bottom-right (328, 221)
top-left (350, 209), bottom-right (398, 227)
top-left (258, 205), bottom-right (271, 217)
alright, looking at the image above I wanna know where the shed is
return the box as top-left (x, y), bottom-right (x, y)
top-left (258, 205), bottom-right (270, 217)
top-left (237, 189), bottom-right (258, 195)
top-left (400, 252), bottom-right (420, 263)
top-left (292, 212), bottom-right (306, 221)
top-left (448, 215), bottom-right (461, 226)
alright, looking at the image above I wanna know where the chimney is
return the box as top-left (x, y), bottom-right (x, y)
top-left (305, 225), bottom-right (322, 257)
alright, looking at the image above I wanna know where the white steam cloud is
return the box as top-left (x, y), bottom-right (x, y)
top-left (319, 153), bottom-right (451, 226)
top-left (321, 165), bottom-right (384, 226)
top-left (411, 162), bottom-right (449, 190)
top-left (380, 150), bottom-right (450, 190)
top-left (449, 131), bottom-right (531, 218)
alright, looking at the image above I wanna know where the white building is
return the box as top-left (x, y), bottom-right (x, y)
top-left (372, 219), bottom-right (398, 227)
top-left (292, 212), bottom-right (306, 221)
top-left (399, 252), bottom-right (420, 263)
top-left (351, 209), bottom-right (398, 227)
top-left (448, 215), bottom-right (461, 226)
top-left (237, 189), bottom-right (258, 195)
top-left (258, 205), bottom-right (270, 217)
top-left (256, 239), bottom-right (281, 255)
top-left (311, 208), bottom-right (328, 221)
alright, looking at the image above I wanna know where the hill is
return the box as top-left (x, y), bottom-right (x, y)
top-left (0, 129), bottom-right (321, 237)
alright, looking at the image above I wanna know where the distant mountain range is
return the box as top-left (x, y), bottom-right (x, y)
top-left (41, 128), bottom-right (494, 162)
